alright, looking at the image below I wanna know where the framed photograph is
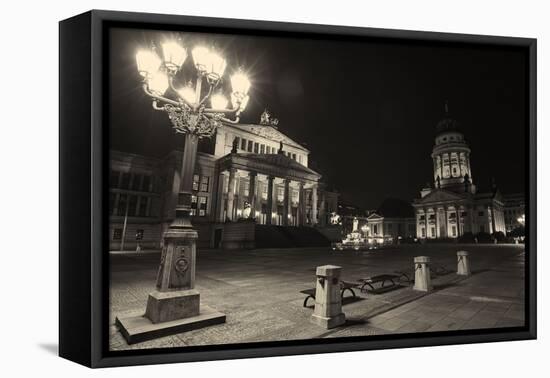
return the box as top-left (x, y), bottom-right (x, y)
top-left (59, 10), bottom-right (536, 368)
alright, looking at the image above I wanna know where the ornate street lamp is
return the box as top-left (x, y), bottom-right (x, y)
top-left (116, 39), bottom-right (251, 344)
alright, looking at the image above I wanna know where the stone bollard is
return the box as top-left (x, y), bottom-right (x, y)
top-left (413, 256), bottom-right (433, 292)
top-left (457, 250), bottom-right (471, 276)
top-left (311, 265), bottom-right (346, 329)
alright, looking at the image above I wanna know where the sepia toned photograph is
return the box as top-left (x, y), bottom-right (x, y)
top-left (107, 26), bottom-right (528, 352)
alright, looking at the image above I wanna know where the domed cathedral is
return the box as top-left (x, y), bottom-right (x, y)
top-left (412, 103), bottom-right (507, 240)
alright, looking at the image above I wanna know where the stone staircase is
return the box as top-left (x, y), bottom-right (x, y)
top-left (255, 225), bottom-right (330, 249)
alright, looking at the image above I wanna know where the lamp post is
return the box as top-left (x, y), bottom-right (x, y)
top-left (116, 39), bottom-right (251, 344)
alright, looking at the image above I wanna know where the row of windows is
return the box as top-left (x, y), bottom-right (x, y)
top-left (418, 211), bottom-right (477, 221)
top-left (191, 195), bottom-right (208, 217)
top-left (420, 225), bottom-right (458, 238)
top-left (109, 193), bottom-right (150, 217)
top-left (110, 170), bottom-right (153, 192)
top-left (192, 174), bottom-right (210, 192)
top-left (233, 136), bottom-right (303, 163)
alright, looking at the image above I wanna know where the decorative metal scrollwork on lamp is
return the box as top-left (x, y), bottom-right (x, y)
top-left (136, 40), bottom-right (251, 138)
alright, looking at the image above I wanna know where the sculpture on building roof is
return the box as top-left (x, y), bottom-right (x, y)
top-left (260, 108), bottom-right (279, 127)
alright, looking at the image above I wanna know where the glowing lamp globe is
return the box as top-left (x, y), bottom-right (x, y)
top-left (207, 51), bottom-right (226, 81)
top-left (231, 71), bottom-right (251, 96)
top-left (147, 71), bottom-right (169, 95)
top-left (161, 41), bottom-right (187, 72)
top-left (210, 93), bottom-right (229, 110)
top-left (136, 50), bottom-right (162, 78)
top-left (176, 86), bottom-right (196, 105)
top-left (192, 46), bottom-right (211, 73)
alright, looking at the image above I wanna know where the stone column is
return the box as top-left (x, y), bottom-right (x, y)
top-left (266, 176), bottom-right (274, 225)
top-left (216, 172), bottom-right (226, 222)
top-left (457, 250), bottom-right (471, 276)
top-left (319, 192), bottom-right (326, 226)
top-left (255, 179), bottom-right (263, 222)
top-left (248, 171), bottom-right (257, 219)
top-left (226, 168), bottom-right (236, 221)
top-left (434, 208), bottom-right (439, 239)
top-left (444, 206), bottom-right (449, 238)
top-left (298, 182), bottom-right (305, 226)
top-left (456, 205), bottom-right (462, 237)
top-left (283, 178), bottom-right (290, 226)
top-left (311, 184), bottom-right (318, 225)
top-left (310, 265), bottom-right (345, 329)
top-left (490, 205), bottom-right (497, 234)
top-left (466, 152), bottom-right (472, 180)
top-left (413, 256), bottom-right (433, 292)
top-left (439, 154), bottom-right (443, 179)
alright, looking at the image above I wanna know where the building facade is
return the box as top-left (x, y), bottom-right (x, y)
top-left (412, 110), bottom-right (507, 240)
top-left (503, 193), bottom-right (526, 232)
top-left (364, 198), bottom-right (416, 244)
top-left (109, 112), bottom-right (339, 250)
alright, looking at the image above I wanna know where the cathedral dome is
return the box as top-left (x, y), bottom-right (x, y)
top-left (435, 101), bottom-right (461, 136)
top-left (435, 117), bottom-right (460, 135)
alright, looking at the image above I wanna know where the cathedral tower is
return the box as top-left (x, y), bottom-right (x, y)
top-left (431, 103), bottom-right (476, 194)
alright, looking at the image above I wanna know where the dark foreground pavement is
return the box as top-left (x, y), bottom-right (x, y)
top-left (109, 243), bottom-right (525, 351)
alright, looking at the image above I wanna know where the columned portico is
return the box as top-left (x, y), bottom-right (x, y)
top-left (216, 151), bottom-right (322, 227)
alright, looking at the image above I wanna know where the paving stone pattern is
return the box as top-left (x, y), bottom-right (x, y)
top-left (109, 244), bottom-right (525, 351)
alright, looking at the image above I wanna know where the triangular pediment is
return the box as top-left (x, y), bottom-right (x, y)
top-left (416, 189), bottom-right (466, 204)
top-left (367, 212), bottom-right (383, 220)
top-left (225, 124), bottom-right (308, 152)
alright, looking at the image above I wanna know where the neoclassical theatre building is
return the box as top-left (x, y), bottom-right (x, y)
top-left (109, 111), bottom-right (339, 250)
top-left (412, 111), bottom-right (507, 240)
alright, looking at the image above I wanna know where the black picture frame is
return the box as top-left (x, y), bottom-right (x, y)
top-left (59, 9), bottom-right (537, 368)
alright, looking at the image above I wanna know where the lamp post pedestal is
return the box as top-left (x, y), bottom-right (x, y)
top-left (115, 227), bottom-right (225, 345)
top-left (116, 134), bottom-right (225, 345)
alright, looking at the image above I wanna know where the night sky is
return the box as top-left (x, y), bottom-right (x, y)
top-left (109, 27), bottom-right (527, 210)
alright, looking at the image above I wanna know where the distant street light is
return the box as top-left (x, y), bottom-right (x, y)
top-left (517, 214), bottom-right (525, 226)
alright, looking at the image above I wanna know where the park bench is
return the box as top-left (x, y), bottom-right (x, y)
top-left (300, 281), bottom-right (358, 308)
top-left (357, 274), bottom-right (401, 293)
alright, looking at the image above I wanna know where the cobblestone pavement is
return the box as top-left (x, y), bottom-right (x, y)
top-left (109, 244), bottom-right (525, 351)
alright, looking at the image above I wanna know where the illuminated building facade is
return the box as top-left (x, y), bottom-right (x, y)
top-left (109, 111), bottom-right (339, 250)
top-left (412, 109), bottom-right (507, 240)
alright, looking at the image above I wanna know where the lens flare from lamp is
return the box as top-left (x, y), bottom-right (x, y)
top-left (192, 46), bottom-right (210, 72)
top-left (231, 71), bottom-right (251, 96)
top-left (176, 85), bottom-right (196, 104)
top-left (211, 93), bottom-right (228, 110)
top-left (161, 41), bottom-right (187, 72)
top-left (136, 50), bottom-right (162, 78)
top-left (147, 71), bottom-right (169, 95)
